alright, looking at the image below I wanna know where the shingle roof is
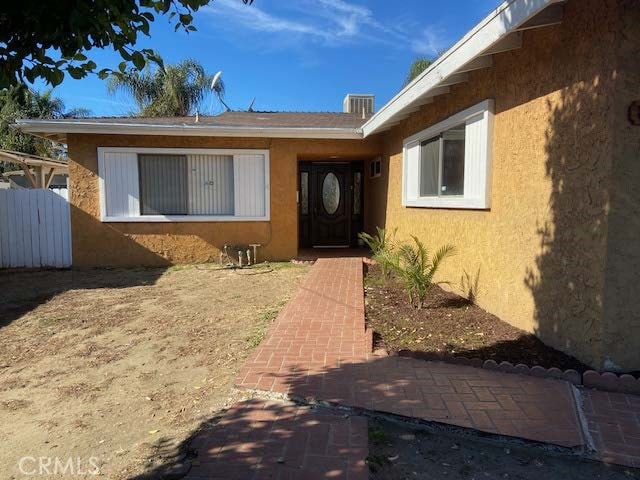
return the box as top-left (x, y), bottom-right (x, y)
top-left (63, 111), bottom-right (370, 129)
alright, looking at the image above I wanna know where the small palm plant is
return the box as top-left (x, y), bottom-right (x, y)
top-left (359, 227), bottom-right (398, 278)
top-left (460, 267), bottom-right (481, 304)
top-left (393, 236), bottom-right (456, 308)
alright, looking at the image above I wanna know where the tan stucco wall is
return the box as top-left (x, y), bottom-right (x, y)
top-left (66, 134), bottom-right (382, 267)
top-left (601, 0), bottom-right (640, 370)
top-left (371, 0), bottom-right (627, 369)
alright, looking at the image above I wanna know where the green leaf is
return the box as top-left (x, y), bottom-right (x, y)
top-left (139, 20), bottom-right (150, 36)
top-left (132, 51), bottom-right (146, 70)
top-left (49, 69), bottom-right (64, 86)
top-left (179, 13), bottom-right (193, 25)
top-left (119, 48), bottom-right (132, 61)
top-left (24, 67), bottom-right (36, 84)
top-left (68, 66), bottom-right (84, 79)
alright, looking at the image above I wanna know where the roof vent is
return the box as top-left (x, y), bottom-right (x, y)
top-left (343, 94), bottom-right (375, 116)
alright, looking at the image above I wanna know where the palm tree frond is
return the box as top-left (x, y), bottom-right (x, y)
top-left (107, 58), bottom-right (215, 117)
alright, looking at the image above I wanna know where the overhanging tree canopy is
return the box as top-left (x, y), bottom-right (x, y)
top-left (0, 0), bottom-right (253, 88)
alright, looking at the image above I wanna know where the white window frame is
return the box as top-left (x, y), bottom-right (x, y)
top-left (369, 157), bottom-right (382, 178)
top-left (402, 99), bottom-right (494, 209)
top-left (97, 147), bottom-right (270, 222)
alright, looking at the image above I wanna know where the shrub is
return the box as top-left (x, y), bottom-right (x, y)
top-left (392, 236), bottom-right (455, 308)
top-left (460, 267), bottom-right (481, 304)
top-left (359, 227), bottom-right (390, 254)
top-left (359, 227), bottom-right (398, 278)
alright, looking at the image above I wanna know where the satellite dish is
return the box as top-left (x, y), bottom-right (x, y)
top-left (209, 71), bottom-right (232, 113)
top-left (211, 71), bottom-right (222, 91)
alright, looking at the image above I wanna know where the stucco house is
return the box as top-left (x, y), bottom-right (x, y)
top-left (16, 0), bottom-right (639, 371)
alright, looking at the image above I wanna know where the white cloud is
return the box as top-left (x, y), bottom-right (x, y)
top-left (205, 0), bottom-right (446, 54)
top-left (411, 27), bottom-right (449, 56)
top-left (208, 0), bottom-right (327, 39)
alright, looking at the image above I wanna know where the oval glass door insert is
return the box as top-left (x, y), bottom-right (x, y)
top-left (322, 172), bottom-right (340, 214)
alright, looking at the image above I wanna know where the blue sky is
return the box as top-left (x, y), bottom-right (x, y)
top-left (37, 0), bottom-right (498, 116)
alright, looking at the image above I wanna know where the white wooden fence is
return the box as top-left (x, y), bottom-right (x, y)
top-left (0, 189), bottom-right (71, 268)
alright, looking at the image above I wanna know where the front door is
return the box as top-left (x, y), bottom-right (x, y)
top-left (298, 161), bottom-right (364, 248)
top-left (311, 163), bottom-right (350, 246)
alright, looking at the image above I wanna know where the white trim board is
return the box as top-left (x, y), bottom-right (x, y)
top-left (97, 147), bottom-right (271, 223)
top-left (403, 100), bottom-right (492, 145)
top-left (16, 119), bottom-right (363, 140)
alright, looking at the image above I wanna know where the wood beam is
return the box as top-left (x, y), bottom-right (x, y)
top-left (414, 97), bottom-right (434, 107)
top-left (455, 55), bottom-right (493, 73)
top-left (37, 166), bottom-right (46, 188)
top-left (44, 168), bottom-right (56, 189)
top-left (393, 113), bottom-right (410, 122)
top-left (516, 4), bottom-right (563, 31)
top-left (20, 164), bottom-right (38, 188)
top-left (421, 86), bottom-right (450, 99)
top-left (403, 106), bottom-right (422, 114)
top-left (480, 31), bottom-right (523, 56)
top-left (438, 72), bottom-right (469, 87)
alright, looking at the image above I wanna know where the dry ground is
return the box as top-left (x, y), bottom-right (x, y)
top-left (368, 417), bottom-right (638, 480)
top-left (0, 263), bottom-right (308, 479)
top-left (364, 264), bottom-right (588, 371)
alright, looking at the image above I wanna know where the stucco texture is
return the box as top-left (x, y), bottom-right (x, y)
top-left (371, 0), bottom-right (638, 370)
top-left (601, 0), bottom-right (640, 371)
top-left (66, 134), bottom-right (381, 267)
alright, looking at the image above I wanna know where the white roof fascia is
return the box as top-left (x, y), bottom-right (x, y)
top-left (14, 119), bottom-right (364, 140)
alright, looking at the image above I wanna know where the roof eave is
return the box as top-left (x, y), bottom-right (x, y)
top-left (14, 119), bottom-right (364, 141)
top-left (362, 0), bottom-right (565, 137)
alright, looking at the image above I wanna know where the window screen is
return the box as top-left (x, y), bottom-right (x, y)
top-left (139, 154), bottom-right (188, 215)
top-left (419, 124), bottom-right (465, 197)
top-left (420, 137), bottom-right (440, 196)
top-left (441, 127), bottom-right (465, 195)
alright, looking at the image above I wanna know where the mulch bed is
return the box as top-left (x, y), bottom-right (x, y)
top-left (364, 263), bottom-right (590, 372)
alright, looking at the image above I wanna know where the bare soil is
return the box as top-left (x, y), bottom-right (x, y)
top-left (0, 263), bottom-right (308, 479)
top-left (368, 417), bottom-right (638, 479)
top-left (364, 264), bottom-right (589, 371)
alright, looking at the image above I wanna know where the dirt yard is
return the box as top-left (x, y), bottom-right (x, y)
top-left (364, 263), bottom-right (589, 371)
top-left (368, 417), bottom-right (638, 480)
top-left (0, 263), bottom-right (308, 479)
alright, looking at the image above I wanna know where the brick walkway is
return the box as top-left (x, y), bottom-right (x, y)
top-left (236, 258), bottom-right (585, 448)
top-left (583, 389), bottom-right (640, 468)
top-left (239, 258), bottom-right (372, 395)
top-left (189, 257), bottom-right (640, 478)
top-left (186, 399), bottom-right (368, 480)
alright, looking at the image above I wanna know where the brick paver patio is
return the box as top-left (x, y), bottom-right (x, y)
top-left (189, 257), bottom-right (640, 478)
top-left (583, 389), bottom-right (640, 469)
